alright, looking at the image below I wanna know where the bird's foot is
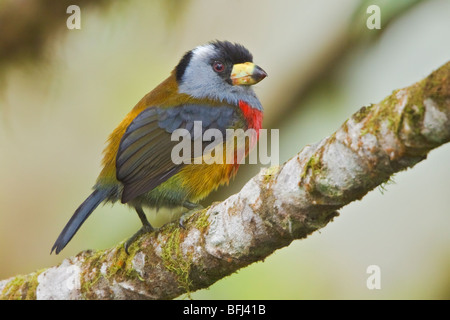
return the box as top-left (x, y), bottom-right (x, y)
top-left (179, 202), bottom-right (204, 229)
top-left (124, 223), bottom-right (155, 254)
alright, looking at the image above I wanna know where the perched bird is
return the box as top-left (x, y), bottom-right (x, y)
top-left (51, 40), bottom-right (267, 254)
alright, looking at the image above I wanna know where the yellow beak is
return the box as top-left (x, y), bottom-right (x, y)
top-left (230, 62), bottom-right (267, 86)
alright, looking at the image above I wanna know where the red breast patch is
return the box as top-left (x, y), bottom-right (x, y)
top-left (238, 100), bottom-right (263, 134)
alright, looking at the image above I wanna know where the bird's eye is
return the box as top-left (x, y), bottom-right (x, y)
top-left (213, 61), bottom-right (225, 73)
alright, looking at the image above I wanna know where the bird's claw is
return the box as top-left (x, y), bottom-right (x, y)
top-left (179, 203), bottom-right (204, 229)
top-left (124, 224), bottom-right (155, 254)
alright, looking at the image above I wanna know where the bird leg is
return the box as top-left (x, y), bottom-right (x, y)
top-left (124, 206), bottom-right (155, 254)
top-left (179, 201), bottom-right (204, 229)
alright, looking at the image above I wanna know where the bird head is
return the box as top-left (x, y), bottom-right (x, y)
top-left (175, 40), bottom-right (267, 107)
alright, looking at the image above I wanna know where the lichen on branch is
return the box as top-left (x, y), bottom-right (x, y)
top-left (1, 61), bottom-right (449, 300)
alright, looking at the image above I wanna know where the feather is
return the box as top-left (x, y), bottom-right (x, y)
top-left (116, 103), bottom-right (241, 203)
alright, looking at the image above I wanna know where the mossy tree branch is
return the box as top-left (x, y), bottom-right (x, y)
top-left (1, 61), bottom-right (449, 300)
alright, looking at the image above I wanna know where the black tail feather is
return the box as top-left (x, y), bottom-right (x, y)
top-left (51, 188), bottom-right (109, 254)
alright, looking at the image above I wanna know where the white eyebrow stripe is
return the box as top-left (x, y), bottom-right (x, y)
top-left (191, 44), bottom-right (215, 60)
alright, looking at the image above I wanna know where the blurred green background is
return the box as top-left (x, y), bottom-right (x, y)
top-left (0, 0), bottom-right (449, 299)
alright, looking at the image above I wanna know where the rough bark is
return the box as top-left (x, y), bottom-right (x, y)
top-left (1, 61), bottom-right (449, 300)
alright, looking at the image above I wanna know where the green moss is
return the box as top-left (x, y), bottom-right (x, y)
top-left (376, 93), bottom-right (402, 133)
top-left (262, 165), bottom-right (280, 184)
top-left (79, 250), bottom-right (106, 297)
top-left (79, 244), bottom-right (146, 299)
top-left (1, 275), bottom-right (27, 300)
top-left (160, 226), bottom-right (193, 295)
top-left (352, 104), bottom-right (373, 123)
top-left (355, 84), bottom-right (425, 143)
top-left (0, 269), bottom-right (45, 300)
top-left (365, 65), bottom-right (449, 143)
top-left (301, 153), bottom-right (322, 181)
top-left (193, 208), bottom-right (210, 232)
top-left (107, 250), bottom-right (129, 278)
top-left (378, 175), bottom-right (396, 195)
top-left (26, 269), bottom-right (46, 300)
top-left (421, 62), bottom-right (450, 105)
